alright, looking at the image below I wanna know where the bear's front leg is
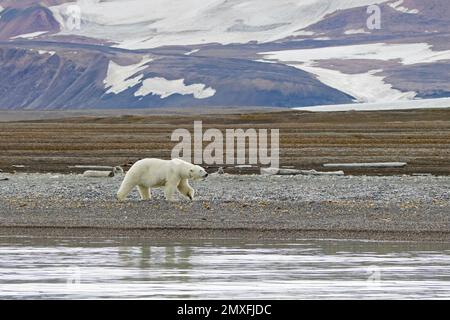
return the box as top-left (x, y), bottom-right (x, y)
top-left (177, 178), bottom-right (195, 200)
top-left (116, 179), bottom-right (135, 201)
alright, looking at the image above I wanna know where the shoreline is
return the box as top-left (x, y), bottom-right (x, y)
top-left (1, 173), bottom-right (449, 242)
top-left (0, 226), bottom-right (449, 242)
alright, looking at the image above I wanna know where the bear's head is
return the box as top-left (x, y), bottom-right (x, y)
top-left (189, 165), bottom-right (208, 180)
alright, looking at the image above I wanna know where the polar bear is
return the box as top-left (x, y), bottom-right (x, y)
top-left (116, 158), bottom-right (208, 201)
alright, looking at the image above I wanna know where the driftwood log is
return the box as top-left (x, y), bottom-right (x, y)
top-left (82, 166), bottom-right (124, 178)
top-left (323, 162), bottom-right (407, 168)
top-left (70, 165), bottom-right (115, 170)
top-left (261, 168), bottom-right (344, 176)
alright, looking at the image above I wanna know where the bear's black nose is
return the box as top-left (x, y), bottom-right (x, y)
top-left (205, 173), bottom-right (208, 177)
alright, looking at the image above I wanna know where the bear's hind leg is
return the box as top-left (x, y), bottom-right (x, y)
top-left (138, 185), bottom-right (151, 200)
top-left (164, 186), bottom-right (176, 201)
top-left (164, 178), bottom-right (180, 202)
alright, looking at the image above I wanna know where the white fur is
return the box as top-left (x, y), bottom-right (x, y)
top-left (116, 158), bottom-right (207, 201)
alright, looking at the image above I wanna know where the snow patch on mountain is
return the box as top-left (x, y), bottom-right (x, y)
top-left (134, 78), bottom-right (216, 99)
top-left (344, 28), bottom-right (369, 35)
top-left (48, 0), bottom-right (390, 49)
top-left (103, 56), bottom-right (215, 99)
top-left (104, 56), bottom-right (152, 94)
top-left (296, 97), bottom-right (450, 112)
top-left (294, 66), bottom-right (416, 102)
top-left (388, 0), bottom-right (419, 14)
top-left (10, 31), bottom-right (49, 39)
top-left (293, 30), bottom-right (316, 37)
top-left (260, 42), bottom-right (450, 102)
top-left (184, 49), bottom-right (200, 56)
top-left (37, 50), bottom-right (56, 56)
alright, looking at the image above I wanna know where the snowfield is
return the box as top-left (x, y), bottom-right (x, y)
top-left (48, 0), bottom-right (390, 49)
top-left (261, 43), bottom-right (450, 66)
top-left (296, 97), bottom-right (450, 112)
top-left (260, 43), bottom-right (450, 103)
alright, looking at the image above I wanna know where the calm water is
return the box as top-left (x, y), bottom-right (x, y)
top-left (0, 237), bottom-right (449, 299)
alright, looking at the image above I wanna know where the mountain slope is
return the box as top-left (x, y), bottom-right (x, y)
top-left (0, 0), bottom-right (449, 109)
top-left (0, 5), bottom-right (59, 39)
top-left (0, 44), bottom-right (353, 109)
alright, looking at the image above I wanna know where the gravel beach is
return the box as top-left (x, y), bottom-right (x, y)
top-left (0, 173), bottom-right (449, 241)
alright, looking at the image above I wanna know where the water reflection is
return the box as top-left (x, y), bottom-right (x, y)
top-left (0, 237), bottom-right (449, 299)
top-left (118, 245), bottom-right (193, 283)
